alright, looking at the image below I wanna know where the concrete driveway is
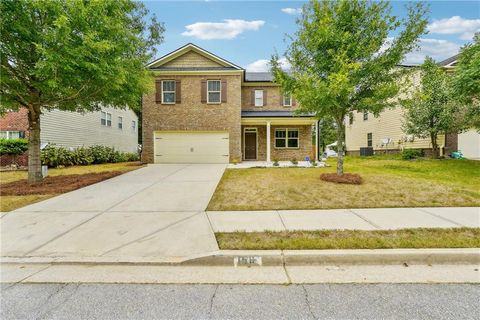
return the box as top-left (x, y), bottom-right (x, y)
top-left (1, 164), bottom-right (226, 262)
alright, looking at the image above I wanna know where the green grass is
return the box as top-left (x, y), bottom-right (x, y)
top-left (0, 162), bottom-right (143, 212)
top-left (207, 157), bottom-right (480, 210)
top-left (216, 228), bottom-right (480, 250)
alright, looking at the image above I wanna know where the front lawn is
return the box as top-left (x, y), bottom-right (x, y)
top-left (216, 228), bottom-right (480, 250)
top-left (207, 156), bottom-right (480, 210)
top-left (0, 162), bottom-right (144, 212)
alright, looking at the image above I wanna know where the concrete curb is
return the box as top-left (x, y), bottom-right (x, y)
top-left (2, 248), bottom-right (479, 267)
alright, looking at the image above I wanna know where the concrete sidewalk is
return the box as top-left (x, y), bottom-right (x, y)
top-left (207, 207), bottom-right (480, 232)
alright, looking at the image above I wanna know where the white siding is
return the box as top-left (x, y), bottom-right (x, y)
top-left (458, 129), bottom-right (480, 159)
top-left (40, 107), bottom-right (138, 153)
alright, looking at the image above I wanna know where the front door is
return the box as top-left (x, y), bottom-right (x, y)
top-left (244, 131), bottom-right (257, 160)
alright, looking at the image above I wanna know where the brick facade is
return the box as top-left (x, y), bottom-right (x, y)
top-left (142, 44), bottom-right (316, 164)
top-left (0, 108), bottom-right (29, 135)
top-left (142, 74), bottom-right (243, 163)
top-left (241, 124), bottom-right (313, 161)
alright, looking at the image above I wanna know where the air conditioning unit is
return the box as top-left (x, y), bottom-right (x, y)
top-left (360, 147), bottom-right (374, 156)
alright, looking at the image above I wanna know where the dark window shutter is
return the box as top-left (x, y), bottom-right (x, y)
top-left (175, 80), bottom-right (181, 104)
top-left (201, 80), bottom-right (207, 103)
top-left (263, 90), bottom-right (267, 106)
top-left (155, 80), bottom-right (162, 103)
top-left (251, 89), bottom-right (255, 106)
top-left (221, 79), bottom-right (227, 103)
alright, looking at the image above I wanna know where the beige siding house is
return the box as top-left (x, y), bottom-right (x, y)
top-left (345, 57), bottom-right (473, 157)
top-left (40, 107), bottom-right (138, 152)
top-left (142, 43), bottom-right (318, 164)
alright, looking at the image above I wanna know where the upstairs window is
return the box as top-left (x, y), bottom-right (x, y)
top-left (118, 116), bottom-right (123, 129)
top-left (367, 132), bottom-right (373, 147)
top-left (349, 115), bottom-right (354, 125)
top-left (207, 80), bottom-right (221, 103)
top-left (254, 90), bottom-right (264, 107)
top-left (101, 111), bottom-right (112, 127)
top-left (162, 80), bottom-right (176, 104)
top-left (363, 111), bottom-right (369, 121)
top-left (132, 120), bottom-right (136, 132)
top-left (283, 94), bottom-right (292, 107)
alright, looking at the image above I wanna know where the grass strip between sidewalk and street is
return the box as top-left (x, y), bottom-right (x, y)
top-left (216, 228), bottom-right (480, 250)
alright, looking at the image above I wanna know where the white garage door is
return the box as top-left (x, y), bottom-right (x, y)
top-left (154, 131), bottom-right (229, 163)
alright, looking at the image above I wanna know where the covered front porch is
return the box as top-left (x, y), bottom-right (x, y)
top-left (241, 111), bottom-right (319, 162)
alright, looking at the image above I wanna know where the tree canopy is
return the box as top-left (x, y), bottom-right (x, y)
top-left (271, 0), bottom-right (428, 175)
top-left (452, 33), bottom-right (480, 130)
top-left (401, 57), bottom-right (456, 157)
top-left (0, 0), bottom-right (164, 182)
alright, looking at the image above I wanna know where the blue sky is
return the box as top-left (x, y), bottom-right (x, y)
top-left (143, 0), bottom-right (480, 70)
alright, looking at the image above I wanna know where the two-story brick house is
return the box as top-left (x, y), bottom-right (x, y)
top-left (142, 43), bottom-right (319, 164)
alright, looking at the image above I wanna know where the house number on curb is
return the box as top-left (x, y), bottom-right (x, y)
top-left (234, 256), bottom-right (262, 267)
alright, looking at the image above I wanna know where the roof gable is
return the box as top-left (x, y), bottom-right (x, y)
top-left (148, 43), bottom-right (243, 70)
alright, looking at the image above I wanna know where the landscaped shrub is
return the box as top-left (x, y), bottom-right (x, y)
top-left (41, 145), bottom-right (139, 168)
top-left (273, 158), bottom-right (279, 167)
top-left (0, 139), bottom-right (28, 156)
top-left (320, 173), bottom-right (363, 185)
top-left (291, 158), bottom-right (298, 165)
top-left (401, 149), bottom-right (424, 160)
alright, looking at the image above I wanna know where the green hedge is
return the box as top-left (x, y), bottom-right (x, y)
top-left (0, 139), bottom-right (28, 156)
top-left (41, 145), bottom-right (139, 167)
top-left (401, 149), bottom-right (424, 160)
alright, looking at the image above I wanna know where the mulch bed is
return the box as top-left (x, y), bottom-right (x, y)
top-left (320, 173), bottom-right (363, 185)
top-left (0, 171), bottom-right (123, 196)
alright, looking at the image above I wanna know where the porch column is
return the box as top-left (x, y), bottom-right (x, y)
top-left (315, 120), bottom-right (319, 160)
top-left (266, 121), bottom-right (271, 162)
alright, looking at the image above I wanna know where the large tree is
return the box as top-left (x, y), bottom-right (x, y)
top-left (271, 0), bottom-right (427, 175)
top-left (401, 57), bottom-right (457, 158)
top-left (0, 0), bottom-right (164, 183)
top-left (452, 33), bottom-right (480, 130)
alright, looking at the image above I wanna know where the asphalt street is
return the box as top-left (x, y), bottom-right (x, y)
top-left (1, 283), bottom-right (479, 319)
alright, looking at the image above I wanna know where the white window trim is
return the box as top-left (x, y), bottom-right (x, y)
top-left (118, 116), bottom-right (123, 129)
top-left (367, 133), bottom-right (373, 147)
top-left (0, 131), bottom-right (22, 140)
top-left (101, 111), bottom-right (112, 127)
top-left (161, 80), bottom-right (176, 104)
top-left (274, 128), bottom-right (299, 149)
top-left (363, 111), bottom-right (368, 121)
top-left (132, 120), bottom-right (136, 132)
top-left (207, 80), bottom-right (221, 104)
top-left (283, 94), bottom-right (292, 107)
top-left (254, 90), bottom-right (264, 107)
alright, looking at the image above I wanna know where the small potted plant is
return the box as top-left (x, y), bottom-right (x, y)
top-left (291, 158), bottom-right (298, 166)
top-left (272, 158), bottom-right (279, 167)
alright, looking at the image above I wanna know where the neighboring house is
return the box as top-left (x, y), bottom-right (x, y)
top-left (345, 55), bottom-right (480, 159)
top-left (0, 107), bottom-right (138, 153)
top-left (142, 43), bottom-right (318, 164)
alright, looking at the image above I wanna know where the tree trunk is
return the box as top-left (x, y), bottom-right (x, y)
top-left (27, 104), bottom-right (43, 183)
top-left (335, 120), bottom-right (346, 176)
top-left (430, 132), bottom-right (438, 159)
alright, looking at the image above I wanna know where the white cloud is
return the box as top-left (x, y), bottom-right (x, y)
top-left (181, 19), bottom-right (265, 40)
top-left (281, 8), bottom-right (302, 15)
top-left (404, 38), bottom-right (460, 65)
top-left (245, 57), bottom-right (290, 72)
top-left (428, 16), bottom-right (480, 40)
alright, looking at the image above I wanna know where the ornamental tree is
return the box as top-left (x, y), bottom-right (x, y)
top-left (452, 33), bottom-right (480, 130)
top-left (401, 57), bottom-right (457, 158)
top-left (271, 0), bottom-right (427, 175)
top-left (0, 0), bottom-right (164, 183)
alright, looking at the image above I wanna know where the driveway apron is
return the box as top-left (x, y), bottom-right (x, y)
top-left (1, 164), bottom-right (225, 261)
